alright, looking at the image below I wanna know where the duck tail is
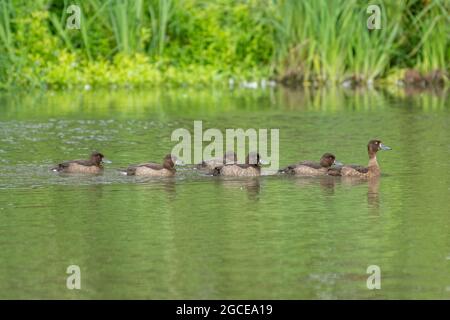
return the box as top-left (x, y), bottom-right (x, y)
top-left (117, 169), bottom-right (127, 175)
top-left (278, 166), bottom-right (293, 174)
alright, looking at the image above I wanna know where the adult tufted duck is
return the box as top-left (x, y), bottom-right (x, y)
top-left (124, 154), bottom-right (182, 177)
top-left (213, 152), bottom-right (263, 177)
top-left (51, 151), bottom-right (110, 174)
top-left (338, 140), bottom-right (391, 178)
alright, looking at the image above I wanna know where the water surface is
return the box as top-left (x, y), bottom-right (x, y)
top-left (0, 88), bottom-right (449, 299)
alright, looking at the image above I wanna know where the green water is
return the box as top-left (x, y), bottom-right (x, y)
top-left (0, 88), bottom-right (449, 299)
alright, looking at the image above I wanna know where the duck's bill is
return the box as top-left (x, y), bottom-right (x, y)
top-left (102, 159), bottom-right (112, 164)
top-left (380, 143), bottom-right (392, 151)
top-left (333, 160), bottom-right (344, 167)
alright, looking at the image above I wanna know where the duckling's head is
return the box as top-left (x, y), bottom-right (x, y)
top-left (164, 154), bottom-right (183, 169)
top-left (163, 154), bottom-right (176, 169)
top-left (368, 140), bottom-right (392, 155)
top-left (319, 153), bottom-right (338, 168)
top-left (90, 151), bottom-right (104, 165)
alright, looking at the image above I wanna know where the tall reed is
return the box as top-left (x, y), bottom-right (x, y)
top-left (270, 0), bottom-right (413, 84)
top-left (409, 0), bottom-right (449, 73)
top-left (0, 0), bottom-right (14, 59)
top-left (148, 0), bottom-right (173, 56)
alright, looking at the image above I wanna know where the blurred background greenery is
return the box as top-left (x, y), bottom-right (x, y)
top-left (0, 0), bottom-right (448, 89)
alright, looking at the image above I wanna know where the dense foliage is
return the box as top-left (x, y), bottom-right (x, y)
top-left (0, 0), bottom-right (448, 89)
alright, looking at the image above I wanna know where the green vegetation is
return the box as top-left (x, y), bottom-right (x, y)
top-left (0, 0), bottom-right (448, 89)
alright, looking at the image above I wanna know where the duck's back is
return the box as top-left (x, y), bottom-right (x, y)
top-left (297, 160), bottom-right (322, 169)
top-left (291, 165), bottom-right (327, 176)
top-left (215, 164), bottom-right (260, 177)
top-left (340, 165), bottom-right (370, 177)
top-left (55, 160), bottom-right (101, 174)
top-left (280, 161), bottom-right (325, 176)
top-left (127, 163), bottom-right (174, 176)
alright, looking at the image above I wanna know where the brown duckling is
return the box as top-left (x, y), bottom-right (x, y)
top-left (124, 154), bottom-right (182, 177)
top-left (51, 151), bottom-right (110, 174)
top-left (213, 152), bottom-right (263, 177)
top-left (338, 140), bottom-right (391, 178)
top-left (279, 153), bottom-right (342, 176)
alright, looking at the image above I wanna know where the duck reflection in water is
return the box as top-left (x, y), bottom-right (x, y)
top-left (215, 177), bottom-right (261, 201)
top-left (341, 176), bottom-right (380, 212)
top-left (132, 176), bottom-right (177, 200)
top-left (287, 175), bottom-right (337, 196)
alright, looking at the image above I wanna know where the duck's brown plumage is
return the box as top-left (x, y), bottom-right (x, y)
top-left (279, 153), bottom-right (338, 176)
top-left (52, 151), bottom-right (105, 174)
top-left (125, 154), bottom-right (176, 177)
top-left (338, 140), bottom-right (391, 178)
top-left (327, 164), bottom-right (367, 176)
top-left (213, 152), bottom-right (262, 177)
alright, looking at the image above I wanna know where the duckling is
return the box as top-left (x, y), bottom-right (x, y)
top-left (279, 153), bottom-right (342, 176)
top-left (124, 154), bottom-right (181, 177)
top-left (196, 151), bottom-right (237, 173)
top-left (51, 151), bottom-right (109, 174)
top-left (338, 140), bottom-right (391, 178)
top-left (213, 152), bottom-right (263, 177)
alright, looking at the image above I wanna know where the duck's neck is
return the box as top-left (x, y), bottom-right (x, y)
top-left (91, 158), bottom-right (102, 167)
top-left (368, 152), bottom-right (380, 176)
top-left (250, 164), bottom-right (261, 172)
top-left (164, 164), bottom-right (176, 172)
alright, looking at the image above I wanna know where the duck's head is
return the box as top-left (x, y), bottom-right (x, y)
top-left (90, 151), bottom-right (106, 165)
top-left (246, 152), bottom-right (267, 166)
top-left (164, 154), bottom-right (184, 169)
top-left (320, 153), bottom-right (342, 168)
top-left (368, 140), bottom-right (392, 155)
